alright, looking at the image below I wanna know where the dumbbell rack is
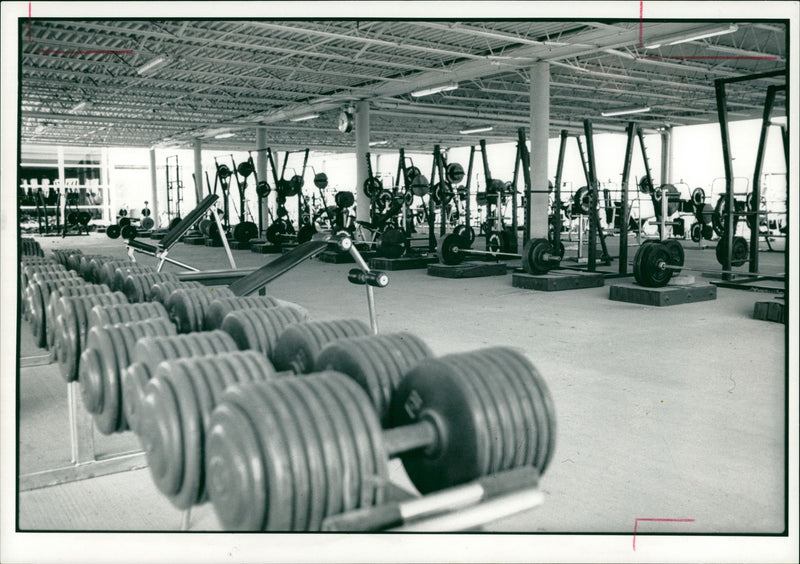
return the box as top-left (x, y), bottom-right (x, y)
top-left (18, 377), bottom-right (147, 491)
top-left (165, 155), bottom-right (184, 225)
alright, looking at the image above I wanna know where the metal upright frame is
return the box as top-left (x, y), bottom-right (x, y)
top-left (714, 69), bottom-right (786, 280)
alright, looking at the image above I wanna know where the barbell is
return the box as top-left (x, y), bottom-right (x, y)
top-left (437, 233), bottom-right (565, 275)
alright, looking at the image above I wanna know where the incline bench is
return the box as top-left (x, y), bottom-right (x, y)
top-left (127, 194), bottom-right (236, 272)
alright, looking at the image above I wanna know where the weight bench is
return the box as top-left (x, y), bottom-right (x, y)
top-left (127, 194), bottom-right (236, 272)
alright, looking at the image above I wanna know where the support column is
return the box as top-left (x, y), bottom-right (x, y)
top-left (149, 148), bottom-right (159, 229)
top-left (529, 63), bottom-right (550, 238)
top-left (256, 126), bottom-right (269, 234)
top-left (193, 138), bottom-right (203, 202)
top-left (660, 127), bottom-right (673, 185)
top-left (355, 101), bottom-right (370, 222)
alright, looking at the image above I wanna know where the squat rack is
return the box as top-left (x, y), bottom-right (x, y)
top-left (714, 69), bottom-right (786, 279)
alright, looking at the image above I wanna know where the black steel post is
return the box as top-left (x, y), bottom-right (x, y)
top-left (428, 147), bottom-right (437, 253)
top-left (583, 120), bottom-right (598, 271)
top-left (465, 146), bottom-right (475, 239)
top-left (518, 133), bottom-right (533, 246)
top-left (618, 122), bottom-right (637, 275)
top-left (750, 85), bottom-right (778, 273)
top-left (715, 79), bottom-right (735, 279)
top-left (553, 130), bottom-right (568, 255)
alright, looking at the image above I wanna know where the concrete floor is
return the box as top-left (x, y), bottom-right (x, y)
top-left (10, 230), bottom-right (792, 554)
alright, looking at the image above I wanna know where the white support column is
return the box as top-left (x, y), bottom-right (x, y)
top-left (529, 62), bottom-right (550, 238)
top-left (149, 148), bottom-right (159, 229)
top-left (355, 101), bottom-right (370, 222)
top-left (193, 139), bottom-right (203, 203)
top-left (256, 126), bottom-right (269, 232)
top-left (660, 126), bottom-right (673, 185)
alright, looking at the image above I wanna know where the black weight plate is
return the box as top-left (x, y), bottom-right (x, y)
top-left (265, 223), bottom-right (286, 244)
top-left (67, 211), bottom-right (79, 225)
top-left (313, 172), bottom-right (328, 190)
top-left (106, 224), bottom-right (121, 239)
top-left (297, 224), bottom-right (317, 244)
top-left (233, 221), bottom-right (259, 243)
top-left (410, 174), bottom-right (429, 197)
top-left (662, 239), bottom-right (684, 274)
top-left (638, 176), bottom-right (653, 194)
top-left (256, 181), bottom-right (271, 197)
top-left (334, 191), bottom-right (355, 208)
top-left (77, 211), bottom-right (92, 226)
top-left (692, 187), bottom-right (705, 207)
top-left (237, 161), bottom-right (254, 178)
top-left (118, 217), bottom-right (131, 228)
top-left (486, 231), bottom-right (502, 253)
top-left (452, 225), bottom-right (475, 246)
top-left (141, 217), bottom-right (155, 231)
top-left (641, 243), bottom-right (673, 287)
top-left (690, 223), bottom-right (702, 243)
top-left (121, 225), bottom-right (137, 240)
top-left (141, 208), bottom-right (151, 217)
top-left (716, 235), bottom-right (749, 267)
top-left (437, 233), bottom-right (466, 265)
top-left (522, 238), bottom-right (554, 275)
top-left (702, 224), bottom-right (714, 240)
top-left (445, 162), bottom-right (465, 184)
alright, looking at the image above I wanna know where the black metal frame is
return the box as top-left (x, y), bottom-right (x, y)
top-left (714, 69), bottom-right (786, 280)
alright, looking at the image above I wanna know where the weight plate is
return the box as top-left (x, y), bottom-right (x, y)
top-left (141, 208), bottom-right (151, 217)
top-left (445, 162), bottom-right (465, 184)
top-left (141, 216), bottom-right (155, 231)
top-left (452, 225), bottom-right (476, 246)
top-left (313, 172), bottom-right (329, 190)
top-left (217, 164), bottom-right (232, 179)
top-left (486, 231), bottom-right (502, 253)
top-left (265, 222), bottom-right (287, 244)
top-left (716, 235), bottom-right (749, 267)
top-left (522, 238), bottom-right (555, 275)
top-left (297, 224), bottom-right (317, 244)
top-left (106, 224), bottom-right (121, 239)
top-left (691, 187), bottom-right (705, 207)
top-left (638, 176), bottom-right (653, 194)
top-left (233, 221), bottom-right (259, 243)
top-left (363, 177), bottom-right (383, 198)
top-left (67, 211), bottom-right (79, 225)
top-left (437, 233), bottom-right (466, 265)
top-left (237, 161), bottom-right (254, 178)
top-left (640, 243), bottom-right (673, 287)
top-left (121, 225), bottom-right (137, 240)
top-left (118, 217), bottom-right (131, 228)
top-left (410, 174), bottom-right (429, 197)
top-left (256, 180), bottom-right (271, 197)
top-left (77, 211), bottom-right (92, 226)
top-left (690, 222), bottom-right (702, 243)
top-left (334, 191), bottom-right (355, 208)
top-left (662, 239), bottom-right (684, 274)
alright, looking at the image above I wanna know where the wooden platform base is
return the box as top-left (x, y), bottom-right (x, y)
top-left (512, 270), bottom-right (605, 291)
top-left (182, 236), bottom-right (206, 245)
top-left (250, 243), bottom-right (284, 254)
top-left (609, 282), bottom-right (717, 306)
top-left (427, 262), bottom-right (508, 278)
top-left (229, 240), bottom-right (251, 250)
top-left (753, 300), bottom-right (785, 323)
top-left (369, 256), bottom-right (437, 271)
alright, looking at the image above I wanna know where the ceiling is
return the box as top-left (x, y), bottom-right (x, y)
top-left (20, 19), bottom-right (787, 152)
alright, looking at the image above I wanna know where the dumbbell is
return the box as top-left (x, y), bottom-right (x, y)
top-left (46, 284), bottom-right (115, 353)
top-left (205, 347), bottom-right (556, 531)
top-left (271, 319), bottom-right (371, 374)
top-left (53, 292), bottom-right (128, 382)
top-left (165, 287), bottom-right (236, 333)
top-left (51, 249), bottom-right (83, 268)
top-left (219, 306), bottom-right (311, 360)
top-left (121, 330), bottom-right (241, 435)
top-left (147, 280), bottom-right (204, 305)
top-left (66, 252), bottom-right (86, 273)
top-left (314, 332), bottom-right (433, 427)
top-left (78, 255), bottom-right (117, 281)
top-left (347, 269), bottom-right (390, 287)
top-left (136, 351), bottom-right (278, 510)
top-left (203, 295), bottom-right (284, 331)
top-left (109, 265), bottom-right (158, 292)
top-left (121, 271), bottom-right (180, 303)
top-left (79, 317), bottom-right (177, 434)
top-left (95, 259), bottom-right (136, 287)
top-left (23, 270), bottom-right (80, 322)
top-left (26, 277), bottom-right (86, 347)
top-left (20, 263), bottom-right (66, 288)
top-left (86, 301), bottom-right (170, 331)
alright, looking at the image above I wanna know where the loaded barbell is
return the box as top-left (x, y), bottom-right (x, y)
top-left (437, 233), bottom-right (565, 275)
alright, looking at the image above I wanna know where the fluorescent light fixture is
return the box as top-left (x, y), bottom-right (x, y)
top-left (645, 24), bottom-right (738, 49)
top-left (410, 83), bottom-right (458, 97)
top-left (290, 113), bottom-right (320, 122)
top-left (601, 106), bottom-right (651, 117)
top-left (69, 100), bottom-right (91, 113)
top-left (137, 56), bottom-right (168, 75)
top-left (214, 132), bottom-right (236, 139)
top-left (459, 126), bottom-right (494, 135)
top-left (369, 140), bottom-right (389, 146)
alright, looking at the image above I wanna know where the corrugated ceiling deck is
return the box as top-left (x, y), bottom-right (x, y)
top-left (20, 19), bottom-right (786, 151)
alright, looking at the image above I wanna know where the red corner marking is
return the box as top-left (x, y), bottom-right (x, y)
top-left (29, 2), bottom-right (32, 42)
top-left (639, 1), bottom-right (644, 48)
top-left (633, 518), bottom-right (695, 551)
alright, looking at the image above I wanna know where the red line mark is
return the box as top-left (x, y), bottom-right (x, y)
top-left (636, 55), bottom-right (778, 61)
top-left (633, 518), bottom-right (695, 551)
top-left (28, 2), bottom-right (32, 43)
top-left (38, 49), bottom-right (135, 55)
top-left (639, 1), bottom-right (644, 48)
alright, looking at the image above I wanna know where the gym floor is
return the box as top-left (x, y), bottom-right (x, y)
top-left (15, 231), bottom-right (787, 536)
